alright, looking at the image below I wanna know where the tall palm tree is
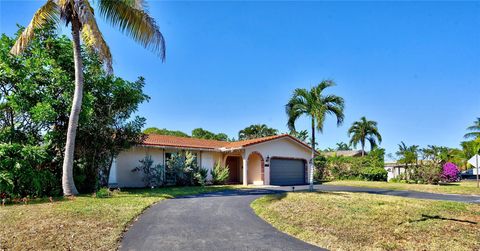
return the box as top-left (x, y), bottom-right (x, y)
top-left (11, 0), bottom-right (166, 195)
top-left (464, 118), bottom-right (480, 140)
top-left (348, 117), bottom-right (382, 156)
top-left (286, 80), bottom-right (345, 190)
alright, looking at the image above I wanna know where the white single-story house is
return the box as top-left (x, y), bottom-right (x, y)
top-left (108, 134), bottom-right (314, 187)
top-left (384, 162), bottom-right (407, 181)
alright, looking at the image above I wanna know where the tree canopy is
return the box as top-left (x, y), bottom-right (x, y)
top-left (348, 116), bottom-right (382, 155)
top-left (0, 25), bottom-right (148, 195)
top-left (143, 127), bottom-right (189, 138)
top-left (191, 128), bottom-right (229, 141)
top-left (238, 124), bottom-right (278, 140)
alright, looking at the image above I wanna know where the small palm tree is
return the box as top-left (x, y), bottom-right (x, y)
top-left (464, 118), bottom-right (480, 140)
top-left (11, 0), bottom-right (166, 195)
top-left (348, 117), bottom-right (382, 156)
top-left (396, 141), bottom-right (419, 179)
top-left (286, 80), bottom-right (345, 190)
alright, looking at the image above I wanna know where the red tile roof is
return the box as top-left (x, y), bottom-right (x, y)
top-left (143, 134), bottom-right (227, 149)
top-left (142, 134), bottom-right (313, 151)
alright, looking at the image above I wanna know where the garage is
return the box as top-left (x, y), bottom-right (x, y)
top-left (270, 158), bottom-right (306, 185)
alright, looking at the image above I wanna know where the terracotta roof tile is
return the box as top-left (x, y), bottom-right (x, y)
top-left (143, 134), bottom-right (228, 149)
top-left (142, 133), bottom-right (313, 151)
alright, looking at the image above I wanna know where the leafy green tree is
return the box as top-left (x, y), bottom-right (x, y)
top-left (286, 80), bottom-right (345, 190)
top-left (289, 129), bottom-right (309, 142)
top-left (192, 128), bottom-right (229, 141)
top-left (335, 142), bottom-right (351, 151)
top-left (1, 25), bottom-right (149, 194)
top-left (11, 0), bottom-right (166, 196)
top-left (464, 118), bottom-right (480, 140)
top-left (238, 124), bottom-right (278, 140)
top-left (143, 127), bottom-right (189, 138)
top-left (348, 117), bottom-right (382, 156)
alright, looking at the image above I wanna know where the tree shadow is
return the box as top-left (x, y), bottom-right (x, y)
top-left (438, 183), bottom-right (460, 187)
top-left (400, 214), bottom-right (477, 225)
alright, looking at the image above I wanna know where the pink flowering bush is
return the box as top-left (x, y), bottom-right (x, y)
top-left (441, 162), bottom-right (459, 182)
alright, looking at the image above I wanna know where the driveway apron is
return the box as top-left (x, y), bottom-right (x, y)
top-left (120, 189), bottom-right (324, 251)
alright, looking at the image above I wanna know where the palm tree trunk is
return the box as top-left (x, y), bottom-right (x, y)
top-left (361, 143), bottom-right (365, 157)
top-left (62, 16), bottom-right (83, 196)
top-left (310, 117), bottom-right (315, 191)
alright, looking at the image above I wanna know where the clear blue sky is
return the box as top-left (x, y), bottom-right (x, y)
top-left (1, 1), bottom-right (479, 158)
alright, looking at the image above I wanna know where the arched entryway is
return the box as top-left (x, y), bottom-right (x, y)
top-left (247, 152), bottom-right (264, 185)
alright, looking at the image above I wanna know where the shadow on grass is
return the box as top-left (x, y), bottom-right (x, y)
top-left (401, 214), bottom-right (477, 225)
top-left (437, 183), bottom-right (461, 187)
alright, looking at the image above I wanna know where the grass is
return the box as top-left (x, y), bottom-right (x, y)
top-left (0, 185), bottom-right (240, 250)
top-left (252, 191), bottom-right (480, 251)
top-left (325, 180), bottom-right (480, 195)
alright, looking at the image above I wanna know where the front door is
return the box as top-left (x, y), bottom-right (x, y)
top-left (226, 156), bottom-right (240, 184)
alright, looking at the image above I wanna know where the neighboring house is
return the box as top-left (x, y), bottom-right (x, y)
top-left (323, 150), bottom-right (365, 157)
top-left (384, 162), bottom-right (406, 181)
top-left (109, 134), bottom-right (313, 187)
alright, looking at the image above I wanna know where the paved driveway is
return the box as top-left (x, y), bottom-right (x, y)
top-left (264, 184), bottom-right (480, 204)
top-left (120, 189), bottom-right (324, 251)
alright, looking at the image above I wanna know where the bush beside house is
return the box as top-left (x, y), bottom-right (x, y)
top-left (317, 148), bottom-right (387, 182)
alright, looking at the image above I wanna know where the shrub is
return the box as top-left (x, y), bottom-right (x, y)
top-left (442, 162), bottom-right (459, 182)
top-left (95, 187), bottom-right (112, 198)
top-left (360, 166), bottom-right (388, 181)
top-left (194, 167), bottom-right (208, 186)
top-left (0, 144), bottom-right (59, 198)
top-left (165, 152), bottom-right (207, 186)
top-left (313, 155), bottom-right (327, 182)
top-left (414, 163), bottom-right (441, 184)
top-left (210, 162), bottom-right (229, 185)
top-left (389, 177), bottom-right (401, 183)
top-left (132, 155), bottom-right (164, 187)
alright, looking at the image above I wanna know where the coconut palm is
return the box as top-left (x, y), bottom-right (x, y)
top-left (286, 80), bottom-right (345, 190)
top-left (348, 117), bottom-right (382, 156)
top-left (464, 118), bottom-right (480, 140)
top-left (11, 0), bottom-right (166, 195)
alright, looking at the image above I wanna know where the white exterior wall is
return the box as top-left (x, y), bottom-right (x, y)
top-left (384, 165), bottom-right (406, 181)
top-left (200, 151), bottom-right (223, 180)
top-left (115, 146), bottom-right (164, 187)
top-left (244, 138), bottom-right (311, 185)
top-left (112, 146), bottom-right (219, 188)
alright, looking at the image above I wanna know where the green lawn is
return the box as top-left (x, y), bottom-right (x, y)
top-left (325, 180), bottom-right (480, 195)
top-left (0, 185), bottom-right (240, 250)
top-left (252, 192), bottom-right (480, 251)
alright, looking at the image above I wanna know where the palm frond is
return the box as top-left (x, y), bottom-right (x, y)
top-left (464, 132), bottom-right (480, 139)
top-left (97, 0), bottom-right (166, 60)
top-left (10, 0), bottom-right (59, 55)
top-left (317, 80), bottom-right (335, 92)
top-left (77, 0), bottom-right (113, 73)
top-left (286, 88), bottom-right (310, 131)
